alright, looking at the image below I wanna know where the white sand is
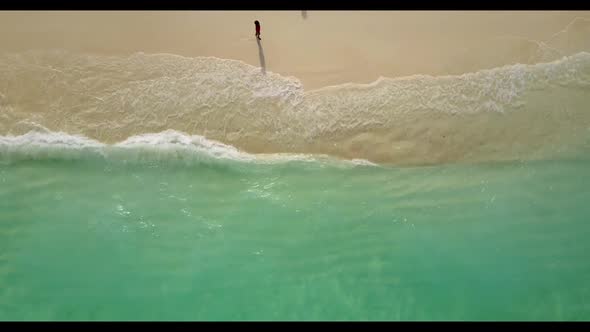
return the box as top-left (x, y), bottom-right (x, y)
top-left (1, 11), bottom-right (589, 89)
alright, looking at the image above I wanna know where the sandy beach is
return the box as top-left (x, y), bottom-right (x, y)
top-left (1, 11), bottom-right (590, 89)
top-left (1, 11), bottom-right (590, 164)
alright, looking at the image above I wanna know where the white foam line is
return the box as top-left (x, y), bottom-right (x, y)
top-left (0, 130), bottom-right (378, 167)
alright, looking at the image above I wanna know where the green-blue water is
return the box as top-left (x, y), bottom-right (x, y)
top-left (1, 157), bottom-right (590, 321)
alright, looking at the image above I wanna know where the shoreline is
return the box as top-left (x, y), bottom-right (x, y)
top-left (1, 11), bottom-right (589, 90)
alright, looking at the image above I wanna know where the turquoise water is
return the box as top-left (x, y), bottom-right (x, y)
top-left (1, 156), bottom-right (590, 321)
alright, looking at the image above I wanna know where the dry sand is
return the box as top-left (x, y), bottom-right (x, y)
top-left (1, 11), bottom-right (590, 89)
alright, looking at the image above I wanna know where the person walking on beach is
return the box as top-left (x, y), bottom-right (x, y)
top-left (254, 20), bottom-right (261, 40)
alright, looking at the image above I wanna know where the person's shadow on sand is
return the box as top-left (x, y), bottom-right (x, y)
top-left (257, 38), bottom-right (266, 75)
